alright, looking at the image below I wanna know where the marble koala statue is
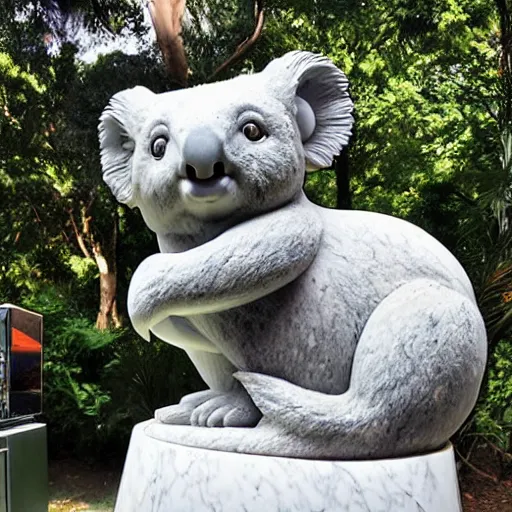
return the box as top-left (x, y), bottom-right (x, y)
top-left (98, 51), bottom-right (487, 459)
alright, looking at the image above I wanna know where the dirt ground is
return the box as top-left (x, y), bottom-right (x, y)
top-left (459, 447), bottom-right (512, 512)
top-left (461, 476), bottom-right (512, 512)
top-left (49, 450), bottom-right (512, 512)
top-left (49, 459), bottom-right (121, 512)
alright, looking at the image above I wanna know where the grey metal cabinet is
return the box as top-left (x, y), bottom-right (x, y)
top-left (1, 424), bottom-right (47, 512)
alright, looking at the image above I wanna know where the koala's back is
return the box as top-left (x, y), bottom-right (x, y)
top-left (188, 203), bottom-right (475, 396)
top-left (316, 206), bottom-right (475, 302)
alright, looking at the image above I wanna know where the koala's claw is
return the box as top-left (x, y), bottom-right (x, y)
top-left (155, 389), bottom-right (262, 428)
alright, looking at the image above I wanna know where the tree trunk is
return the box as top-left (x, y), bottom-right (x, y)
top-left (94, 245), bottom-right (121, 330)
top-left (148, 0), bottom-right (189, 86)
top-left (70, 204), bottom-right (122, 330)
top-left (335, 149), bottom-right (352, 210)
top-left (93, 211), bottom-right (121, 330)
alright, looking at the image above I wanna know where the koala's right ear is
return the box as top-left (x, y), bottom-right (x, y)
top-left (98, 86), bottom-right (154, 207)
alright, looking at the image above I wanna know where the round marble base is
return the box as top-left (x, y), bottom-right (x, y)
top-left (114, 420), bottom-right (463, 512)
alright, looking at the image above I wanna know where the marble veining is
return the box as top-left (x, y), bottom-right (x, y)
top-left (114, 421), bottom-right (462, 512)
top-left (99, 50), bottom-right (487, 460)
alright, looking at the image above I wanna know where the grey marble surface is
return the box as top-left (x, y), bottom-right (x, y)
top-left (114, 421), bottom-right (463, 512)
top-left (99, 51), bottom-right (488, 459)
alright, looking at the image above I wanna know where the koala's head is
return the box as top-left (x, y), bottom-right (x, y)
top-left (98, 51), bottom-right (353, 236)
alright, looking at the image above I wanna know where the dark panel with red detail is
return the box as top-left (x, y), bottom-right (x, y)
top-left (0, 305), bottom-right (43, 424)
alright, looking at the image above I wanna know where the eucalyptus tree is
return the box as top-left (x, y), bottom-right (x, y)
top-left (0, 0), bottom-right (160, 328)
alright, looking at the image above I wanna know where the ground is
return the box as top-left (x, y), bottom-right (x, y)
top-left (461, 475), bottom-right (512, 512)
top-left (49, 450), bottom-right (512, 511)
top-left (49, 460), bottom-right (120, 512)
top-left (459, 446), bottom-right (512, 512)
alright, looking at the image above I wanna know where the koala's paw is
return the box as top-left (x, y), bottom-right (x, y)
top-left (155, 389), bottom-right (262, 428)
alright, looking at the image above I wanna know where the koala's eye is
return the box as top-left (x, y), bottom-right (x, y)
top-left (243, 122), bottom-right (265, 142)
top-left (151, 136), bottom-right (168, 159)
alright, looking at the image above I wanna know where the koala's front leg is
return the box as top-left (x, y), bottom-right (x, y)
top-left (128, 199), bottom-right (322, 340)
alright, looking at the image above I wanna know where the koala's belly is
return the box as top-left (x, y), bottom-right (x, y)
top-left (187, 265), bottom-right (373, 395)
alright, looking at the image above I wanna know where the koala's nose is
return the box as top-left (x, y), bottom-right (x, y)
top-left (183, 128), bottom-right (225, 180)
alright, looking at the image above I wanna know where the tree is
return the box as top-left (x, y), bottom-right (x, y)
top-left (0, 2), bottom-right (165, 328)
top-left (2, 0), bottom-right (511, 464)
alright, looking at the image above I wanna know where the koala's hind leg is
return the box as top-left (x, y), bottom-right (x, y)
top-left (337, 278), bottom-right (487, 456)
top-left (237, 278), bottom-right (487, 459)
top-left (155, 350), bottom-right (262, 428)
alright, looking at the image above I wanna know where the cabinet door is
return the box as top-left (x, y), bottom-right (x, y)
top-left (0, 440), bottom-right (8, 512)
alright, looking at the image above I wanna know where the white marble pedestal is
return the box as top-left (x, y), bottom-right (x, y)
top-left (114, 420), bottom-right (463, 512)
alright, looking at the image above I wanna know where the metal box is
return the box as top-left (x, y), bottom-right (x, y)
top-left (0, 305), bottom-right (43, 425)
top-left (0, 423), bottom-right (48, 512)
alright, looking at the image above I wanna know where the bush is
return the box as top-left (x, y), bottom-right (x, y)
top-left (99, 333), bottom-right (203, 459)
top-left (22, 285), bottom-right (203, 462)
top-left (456, 337), bottom-right (512, 477)
top-left (473, 339), bottom-right (512, 453)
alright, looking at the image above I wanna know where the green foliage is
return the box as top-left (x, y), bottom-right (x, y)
top-left (21, 286), bottom-right (113, 457)
top-left (473, 339), bottom-right (512, 453)
top-left (304, 171), bottom-right (337, 208)
top-left (1, 0), bottom-right (511, 465)
top-left (22, 284), bottom-right (202, 461)
top-left (184, 0), bottom-right (255, 82)
top-left (103, 334), bottom-right (202, 443)
top-left (262, 0), bottom-right (512, 460)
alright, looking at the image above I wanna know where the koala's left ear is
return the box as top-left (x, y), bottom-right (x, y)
top-left (264, 51), bottom-right (354, 170)
top-left (98, 86), bottom-right (155, 207)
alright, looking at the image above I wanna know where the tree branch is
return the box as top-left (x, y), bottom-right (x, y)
top-left (68, 209), bottom-right (92, 260)
top-left (210, 0), bottom-right (265, 79)
top-left (456, 449), bottom-right (499, 483)
top-left (486, 439), bottom-right (512, 461)
top-left (85, 189), bottom-right (97, 215)
top-left (31, 205), bottom-right (42, 224)
top-left (452, 189), bottom-right (477, 206)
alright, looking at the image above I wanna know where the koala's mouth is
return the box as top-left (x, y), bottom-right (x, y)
top-left (181, 162), bottom-right (235, 203)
